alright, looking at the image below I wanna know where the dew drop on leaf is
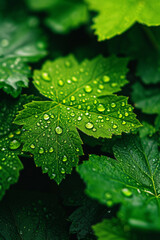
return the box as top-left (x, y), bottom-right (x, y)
top-left (39, 147), bottom-right (44, 154)
top-left (58, 80), bottom-right (64, 86)
top-left (122, 121), bottom-right (126, 125)
top-left (49, 147), bottom-right (54, 153)
top-left (62, 155), bottom-right (67, 162)
top-left (85, 122), bottom-right (94, 129)
top-left (55, 126), bottom-right (63, 134)
top-left (9, 139), bottom-right (21, 150)
top-left (84, 85), bottom-right (92, 93)
top-left (111, 103), bottom-right (116, 108)
top-left (97, 104), bottom-right (105, 112)
top-left (121, 188), bottom-right (132, 197)
top-left (44, 114), bottom-right (49, 120)
top-left (42, 72), bottom-right (51, 81)
top-left (103, 76), bottom-right (110, 82)
top-left (30, 144), bottom-right (35, 149)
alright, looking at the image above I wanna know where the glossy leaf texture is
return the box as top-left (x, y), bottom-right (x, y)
top-left (0, 94), bottom-right (33, 200)
top-left (14, 55), bottom-right (141, 184)
top-left (77, 135), bottom-right (160, 231)
top-left (26, 0), bottom-right (89, 34)
top-left (0, 17), bottom-right (47, 97)
top-left (0, 190), bottom-right (69, 240)
top-left (86, 0), bottom-right (160, 40)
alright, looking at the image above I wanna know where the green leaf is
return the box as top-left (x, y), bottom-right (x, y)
top-left (27, 0), bottom-right (89, 34)
top-left (77, 135), bottom-right (160, 231)
top-left (14, 55), bottom-right (140, 184)
top-left (0, 190), bottom-right (69, 239)
top-left (86, 0), bottom-right (160, 40)
top-left (132, 82), bottom-right (160, 114)
top-left (0, 18), bottom-right (47, 97)
top-left (0, 95), bottom-right (33, 200)
top-left (93, 219), bottom-right (128, 240)
top-left (69, 198), bottom-right (107, 240)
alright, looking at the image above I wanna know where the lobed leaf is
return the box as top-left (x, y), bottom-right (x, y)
top-left (14, 55), bottom-right (141, 184)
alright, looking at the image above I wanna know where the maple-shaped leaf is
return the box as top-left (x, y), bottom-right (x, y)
top-left (86, 0), bottom-right (160, 40)
top-left (0, 190), bottom-right (69, 240)
top-left (26, 0), bottom-right (89, 34)
top-left (0, 17), bottom-right (47, 97)
top-left (77, 135), bottom-right (160, 231)
top-left (14, 55), bottom-right (141, 184)
top-left (0, 94), bottom-right (33, 200)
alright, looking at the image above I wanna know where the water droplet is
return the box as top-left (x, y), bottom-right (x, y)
top-left (122, 102), bottom-right (125, 106)
top-left (8, 133), bottom-right (14, 138)
top-left (72, 76), bottom-right (77, 82)
top-left (9, 139), bottom-right (21, 150)
top-left (111, 83), bottom-right (117, 87)
top-left (44, 114), bottom-right (49, 120)
top-left (67, 79), bottom-right (71, 84)
top-left (97, 104), bottom-right (105, 112)
top-left (128, 107), bottom-right (132, 111)
top-left (61, 168), bottom-right (65, 174)
top-left (121, 188), bottom-right (132, 197)
top-left (65, 61), bottom-right (71, 67)
top-left (111, 103), bottom-right (116, 108)
top-left (78, 116), bottom-right (82, 121)
top-left (99, 84), bottom-right (104, 89)
top-left (84, 85), bottom-right (92, 93)
top-left (49, 147), bottom-right (54, 153)
top-left (85, 122), bottom-right (94, 129)
top-left (39, 147), bottom-right (44, 154)
top-left (103, 76), bottom-right (110, 82)
top-left (58, 80), bottom-right (64, 86)
top-left (113, 124), bottom-right (118, 129)
top-left (119, 114), bottom-right (122, 118)
top-left (62, 155), bottom-right (67, 162)
top-left (122, 121), bottom-right (126, 125)
top-left (106, 117), bottom-right (109, 121)
top-left (15, 129), bottom-right (21, 135)
top-left (42, 72), bottom-right (51, 81)
top-left (30, 144), bottom-right (35, 149)
top-left (125, 112), bottom-right (129, 116)
top-left (55, 126), bottom-right (63, 135)
top-left (71, 96), bottom-right (75, 101)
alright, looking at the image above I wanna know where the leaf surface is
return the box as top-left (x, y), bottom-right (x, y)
top-left (77, 135), bottom-right (160, 230)
top-left (0, 95), bottom-right (33, 200)
top-left (14, 55), bottom-right (141, 184)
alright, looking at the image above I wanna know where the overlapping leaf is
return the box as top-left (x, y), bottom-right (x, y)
top-left (78, 135), bottom-right (160, 231)
top-left (26, 0), bottom-right (89, 34)
top-left (132, 82), bottom-right (160, 114)
top-left (0, 18), bottom-right (47, 97)
top-left (14, 55), bottom-right (140, 184)
top-left (0, 190), bottom-right (68, 240)
top-left (86, 0), bottom-right (160, 40)
top-left (0, 94), bottom-right (32, 200)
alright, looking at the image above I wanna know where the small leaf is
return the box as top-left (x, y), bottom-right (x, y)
top-left (77, 135), bottom-right (160, 231)
top-left (0, 18), bottom-right (47, 97)
top-left (14, 55), bottom-right (140, 184)
top-left (86, 0), bottom-right (160, 40)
